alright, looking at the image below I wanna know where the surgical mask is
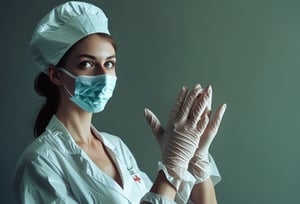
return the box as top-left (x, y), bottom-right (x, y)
top-left (59, 68), bottom-right (117, 113)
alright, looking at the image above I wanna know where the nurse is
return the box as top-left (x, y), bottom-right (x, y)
top-left (13, 1), bottom-right (226, 204)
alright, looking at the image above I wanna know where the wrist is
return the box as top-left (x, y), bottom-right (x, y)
top-left (150, 170), bottom-right (176, 200)
top-left (189, 153), bottom-right (213, 183)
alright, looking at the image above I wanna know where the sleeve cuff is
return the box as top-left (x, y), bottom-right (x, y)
top-left (140, 192), bottom-right (176, 204)
top-left (157, 161), bottom-right (196, 204)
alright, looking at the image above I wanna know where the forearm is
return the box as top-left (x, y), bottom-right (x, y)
top-left (190, 177), bottom-right (217, 204)
top-left (151, 170), bottom-right (176, 199)
top-left (141, 170), bottom-right (176, 204)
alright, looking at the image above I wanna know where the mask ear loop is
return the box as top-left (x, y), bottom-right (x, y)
top-left (56, 67), bottom-right (76, 98)
top-left (62, 85), bottom-right (73, 98)
top-left (57, 67), bottom-right (77, 79)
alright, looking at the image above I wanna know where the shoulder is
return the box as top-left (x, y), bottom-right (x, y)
top-left (14, 130), bottom-right (64, 176)
top-left (18, 132), bottom-right (54, 161)
top-left (12, 132), bottom-right (70, 199)
top-left (12, 128), bottom-right (77, 189)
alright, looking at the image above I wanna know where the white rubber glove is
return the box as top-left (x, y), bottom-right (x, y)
top-left (188, 86), bottom-right (226, 183)
top-left (144, 84), bottom-right (211, 184)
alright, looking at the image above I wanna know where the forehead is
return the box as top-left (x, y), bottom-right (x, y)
top-left (67, 34), bottom-right (115, 59)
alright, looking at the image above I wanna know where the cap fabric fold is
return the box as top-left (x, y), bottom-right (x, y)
top-left (30, 1), bottom-right (110, 73)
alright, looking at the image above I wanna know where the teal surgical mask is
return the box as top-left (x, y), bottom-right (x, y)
top-left (59, 68), bottom-right (117, 113)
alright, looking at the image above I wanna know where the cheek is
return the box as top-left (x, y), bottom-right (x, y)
top-left (63, 76), bottom-right (76, 92)
top-left (108, 69), bottom-right (116, 76)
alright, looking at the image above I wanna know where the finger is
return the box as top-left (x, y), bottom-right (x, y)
top-left (169, 86), bottom-right (189, 120)
top-left (205, 85), bottom-right (212, 117)
top-left (191, 86), bottom-right (212, 118)
top-left (189, 86), bottom-right (211, 127)
top-left (191, 87), bottom-right (204, 115)
top-left (196, 113), bottom-right (210, 134)
top-left (199, 103), bottom-right (227, 147)
top-left (144, 108), bottom-right (165, 144)
top-left (179, 84), bottom-right (202, 121)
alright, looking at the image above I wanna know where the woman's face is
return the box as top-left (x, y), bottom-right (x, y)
top-left (58, 34), bottom-right (116, 97)
top-left (63, 34), bottom-right (116, 76)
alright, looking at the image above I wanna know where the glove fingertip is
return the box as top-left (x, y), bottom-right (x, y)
top-left (144, 109), bottom-right (153, 124)
top-left (144, 108), bottom-right (161, 127)
top-left (144, 108), bottom-right (155, 118)
top-left (144, 108), bottom-right (149, 116)
top-left (217, 103), bottom-right (227, 120)
top-left (222, 103), bottom-right (227, 113)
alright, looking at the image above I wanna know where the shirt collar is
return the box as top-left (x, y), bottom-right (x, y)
top-left (44, 115), bottom-right (118, 155)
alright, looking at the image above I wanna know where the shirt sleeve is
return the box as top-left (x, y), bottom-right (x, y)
top-left (140, 192), bottom-right (177, 204)
top-left (13, 153), bottom-right (78, 204)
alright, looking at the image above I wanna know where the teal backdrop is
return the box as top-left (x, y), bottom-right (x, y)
top-left (1, 0), bottom-right (299, 203)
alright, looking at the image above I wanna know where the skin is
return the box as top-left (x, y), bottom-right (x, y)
top-left (191, 178), bottom-right (217, 204)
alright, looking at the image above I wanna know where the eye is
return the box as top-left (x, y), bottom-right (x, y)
top-left (79, 61), bottom-right (94, 69)
top-left (104, 61), bottom-right (115, 69)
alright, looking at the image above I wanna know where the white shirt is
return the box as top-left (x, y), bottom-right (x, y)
top-left (13, 115), bottom-right (220, 203)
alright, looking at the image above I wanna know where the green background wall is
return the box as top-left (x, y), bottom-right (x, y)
top-left (1, 0), bottom-right (299, 203)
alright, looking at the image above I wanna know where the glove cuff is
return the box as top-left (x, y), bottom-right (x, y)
top-left (158, 161), bottom-right (196, 203)
top-left (188, 152), bottom-right (212, 184)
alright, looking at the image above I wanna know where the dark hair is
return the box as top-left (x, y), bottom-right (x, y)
top-left (34, 72), bottom-right (60, 137)
top-left (33, 33), bottom-right (116, 138)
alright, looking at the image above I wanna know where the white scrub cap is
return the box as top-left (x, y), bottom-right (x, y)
top-left (30, 1), bottom-right (110, 73)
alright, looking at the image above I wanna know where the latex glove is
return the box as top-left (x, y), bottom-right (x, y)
top-left (189, 87), bottom-right (226, 183)
top-left (144, 84), bottom-right (211, 183)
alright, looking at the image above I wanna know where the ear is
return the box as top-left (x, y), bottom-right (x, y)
top-left (48, 65), bottom-right (63, 86)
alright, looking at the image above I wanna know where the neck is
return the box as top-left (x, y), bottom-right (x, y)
top-left (56, 101), bottom-right (94, 144)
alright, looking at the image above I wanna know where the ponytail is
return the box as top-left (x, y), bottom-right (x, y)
top-left (34, 72), bottom-right (59, 137)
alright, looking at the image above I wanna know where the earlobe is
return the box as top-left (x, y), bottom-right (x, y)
top-left (48, 65), bottom-right (63, 86)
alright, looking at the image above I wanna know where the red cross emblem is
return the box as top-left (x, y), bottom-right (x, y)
top-left (133, 175), bottom-right (141, 183)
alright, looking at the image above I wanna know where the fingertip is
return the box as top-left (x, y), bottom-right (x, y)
top-left (218, 104), bottom-right (227, 117)
top-left (194, 83), bottom-right (201, 89)
top-left (179, 86), bottom-right (188, 96)
top-left (144, 108), bottom-right (150, 115)
top-left (207, 85), bottom-right (212, 94)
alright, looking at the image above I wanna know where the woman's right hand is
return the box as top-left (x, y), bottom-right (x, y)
top-left (144, 84), bottom-right (211, 182)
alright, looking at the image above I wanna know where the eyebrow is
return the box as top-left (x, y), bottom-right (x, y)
top-left (76, 54), bottom-right (116, 60)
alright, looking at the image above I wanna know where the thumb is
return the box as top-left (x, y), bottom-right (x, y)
top-left (144, 108), bottom-right (165, 144)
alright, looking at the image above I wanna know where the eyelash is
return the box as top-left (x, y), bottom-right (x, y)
top-left (104, 61), bottom-right (116, 69)
top-left (79, 61), bottom-right (94, 69)
top-left (78, 60), bottom-right (116, 70)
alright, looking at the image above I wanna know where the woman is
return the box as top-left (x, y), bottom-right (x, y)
top-left (13, 1), bottom-right (226, 203)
